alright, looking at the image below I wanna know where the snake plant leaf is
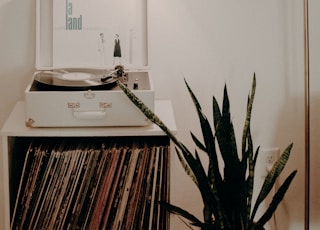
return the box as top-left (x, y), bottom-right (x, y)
top-left (244, 128), bottom-right (257, 227)
top-left (193, 148), bottom-right (229, 227)
top-left (245, 145), bottom-right (260, 229)
top-left (213, 84), bottom-right (245, 230)
top-left (190, 131), bottom-right (207, 153)
top-left (175, 146), bottom-right (198, 186)
top-left (215, 85), bottom-right (240, 180)
top-left (212, 96), bottom-right (222, 130)
top-left (255, 170), bottom-right (297, 229)
top-left (251, 143), bottom-right (294, 221)
top-left (241, 74), bottom-right (256, 190)
top-left (184, 79), bottom-right (228, 226)
top-left (184, 79), bottom-right (222, 187)
top-left (241, 73), bottom-right (258, 189)
top-left (183, 79), bottom-right (215, 159)
top-left (240, 74), bottom-right (256, 180)
top-left (233, 74), bottom-right (256, 227)
top-left (118, 80), bottom-right (202, 186)
top-left (177, 141), bottom-right (226, 227)
top-left (190, 132), bottom-right (222, 209)
top-left (190, 127), bottom-right (218, 205)
top-left (157, 201), bottom-right (205, 228)
top-left (242, 74), bottom-right (256, 156)
top-left (117, 81), bottom-right (180, 146)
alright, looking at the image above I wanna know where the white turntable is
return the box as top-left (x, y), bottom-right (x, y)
top-left (25, 0), bottom-right (154, 127)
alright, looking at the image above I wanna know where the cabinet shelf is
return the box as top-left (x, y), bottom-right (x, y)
top-left (2, 101), bottom-right (176, 137)
top-left (1, 100), bottom-right (176, 230)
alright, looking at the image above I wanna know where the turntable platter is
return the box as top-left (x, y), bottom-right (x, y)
top-left (33, 71), bottom-right (118, 91)
top-left (58, 72), bottom-right (95, 81)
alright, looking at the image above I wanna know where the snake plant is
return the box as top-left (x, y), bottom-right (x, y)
top-left (118, 74), bottom-right (297, 230)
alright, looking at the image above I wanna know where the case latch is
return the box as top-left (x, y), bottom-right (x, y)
top-left (84, 90), bottom-right (95, 99)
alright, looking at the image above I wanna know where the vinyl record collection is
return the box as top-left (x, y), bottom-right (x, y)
top-left (11, 137), bottom-right (170, 230)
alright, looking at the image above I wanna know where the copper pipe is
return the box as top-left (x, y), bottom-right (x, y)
top-left (303, 0), bottom-right (310, 229)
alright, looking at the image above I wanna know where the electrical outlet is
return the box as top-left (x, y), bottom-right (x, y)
top-left (266, 149), bottom-right (278, 164)
top-left (260, 147), bottom-right (279, 175)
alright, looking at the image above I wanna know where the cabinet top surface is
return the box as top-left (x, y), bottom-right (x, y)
top-left (1, 100), bottom-right (177, 137)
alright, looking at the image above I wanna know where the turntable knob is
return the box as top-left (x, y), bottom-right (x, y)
top-left (133, 78), bottom-right (139, 90)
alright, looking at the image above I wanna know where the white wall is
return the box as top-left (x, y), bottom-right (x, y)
top-left (309, 0), bottom-right (320, 228)
top-left (0, 0), bottom-right (319, 229)
top-left (0, 1), bottom-right (35, 229)
top-left (149, 1), bottom-right (306, 228)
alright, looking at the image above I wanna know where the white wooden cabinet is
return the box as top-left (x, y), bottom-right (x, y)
top-left (1, 100), bottom-right (177, 230)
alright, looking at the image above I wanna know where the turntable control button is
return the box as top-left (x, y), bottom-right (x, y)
top-left (133, 78), bottom-right (139, 90)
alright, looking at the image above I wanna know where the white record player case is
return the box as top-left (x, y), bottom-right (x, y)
top-left (25, 0), bottom-right (153, 127)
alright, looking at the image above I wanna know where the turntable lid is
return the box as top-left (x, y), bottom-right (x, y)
top-left (36, 0), bottom-right (148, 70)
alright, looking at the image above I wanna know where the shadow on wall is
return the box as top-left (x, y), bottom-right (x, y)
top-left (272, 94), bottom-right (305, 230)
top-left (0, 0), bottom-right (36, 127)
top-left (310, 94), bottom-right (320, 225)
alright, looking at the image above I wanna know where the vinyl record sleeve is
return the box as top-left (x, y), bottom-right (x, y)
top-left (37, 0), bottom-right (148, 69)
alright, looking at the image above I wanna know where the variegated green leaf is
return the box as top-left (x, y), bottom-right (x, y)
top-left (175, 146), bottom-right (198, 186)
top-left (251, 143), bottom-right (293, 221)
top-left (191, 132), bottom-right (207, 153)
top-left (158, 201), bottom-right (204, 227)
top-left (255, 170), bottom-right (297, 228)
